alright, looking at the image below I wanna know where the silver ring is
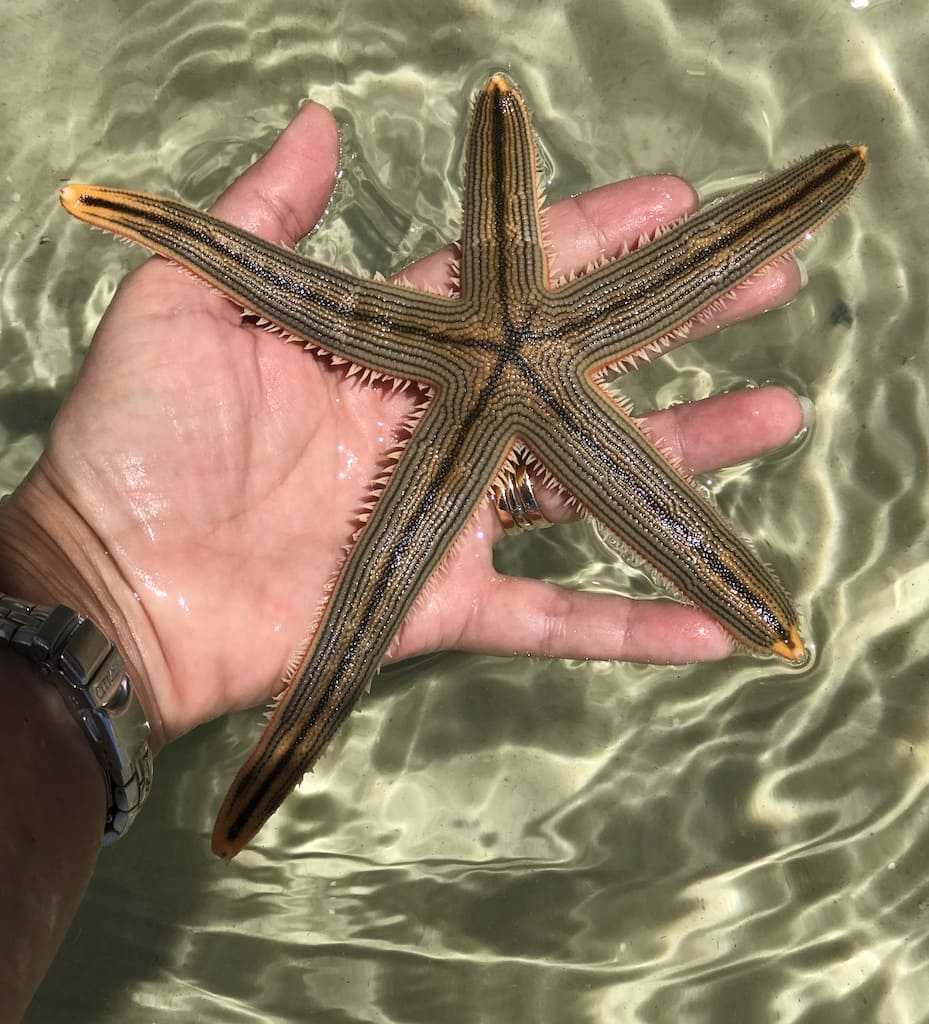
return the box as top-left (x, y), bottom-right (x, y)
top-left (492, 456), bottom-right (553, 535)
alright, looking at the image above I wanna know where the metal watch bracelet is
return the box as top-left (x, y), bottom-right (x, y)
top-left (0, 594), bottom-right (153, 843)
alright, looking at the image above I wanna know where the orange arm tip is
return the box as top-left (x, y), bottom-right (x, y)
top-left (772, 626), bottom-right (804, 662)
top-left (59, 184), bottom-right (82, 208)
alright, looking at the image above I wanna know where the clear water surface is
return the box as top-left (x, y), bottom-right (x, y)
top-left (3, 0), bottom-right (928, 1021)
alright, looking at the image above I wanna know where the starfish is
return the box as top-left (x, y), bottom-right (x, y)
top-left (60, 75), bottom-right (866, 858)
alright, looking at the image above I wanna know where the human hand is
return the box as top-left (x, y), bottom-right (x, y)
top-left (1, 101), bottom-right (807, 749)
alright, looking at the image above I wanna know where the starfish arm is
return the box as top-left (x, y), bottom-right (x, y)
top-left (211, 397), bottom-right (509, 858)
top-left (554, 144), bottom-right (867, 372)
top-left (520, 380), bottom-right (801, 659)
top-left (59, 184), bottom-right (464, 385)
top-left (459, 75), bottom-right (549, 305)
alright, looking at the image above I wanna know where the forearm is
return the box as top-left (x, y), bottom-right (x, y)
top-left (0, 475), bottom-right (161, 1020)
top-left (0, 648), bottom-right (104, 1021)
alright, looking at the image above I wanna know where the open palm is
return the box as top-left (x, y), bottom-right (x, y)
top-left (28, 101), bottom-right (806, 745)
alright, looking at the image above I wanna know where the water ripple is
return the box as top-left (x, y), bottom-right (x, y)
top-left (11, 0), bottom-right (929, 1021)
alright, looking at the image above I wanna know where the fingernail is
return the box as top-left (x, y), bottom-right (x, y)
top-left (794, 254), bottom-right (808, 289)
top-left (797, 395), bottom-right (816, 433)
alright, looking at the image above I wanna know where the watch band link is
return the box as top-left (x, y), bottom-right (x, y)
top-left (0, 594), bottom-right (152, 843)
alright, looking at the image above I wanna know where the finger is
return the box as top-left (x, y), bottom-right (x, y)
top-left (401, 175), bottom-right (698, 290)
top-left (546, 177), bottom-right (804, 331)
top-left (639, 385), bottom-right (810, 475)
top-left (112, 103), bottom-right (341, 319)
top-left (449, 576), bottom-right (733, 663)
top-left (528, 385), bottom-right (808, 526)
top-left (545, 176), bottom-right (698, 280)
top-left (549, 178), bottom-right (804, 334)
top-left (208, 101), bottom-right (340, 245)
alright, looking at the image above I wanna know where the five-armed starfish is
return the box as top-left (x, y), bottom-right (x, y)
top-left (61, 75), bottom-right (865, 858)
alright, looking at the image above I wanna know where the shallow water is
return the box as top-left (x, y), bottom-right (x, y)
top-left (4, 0), bottom-right (929, 1021)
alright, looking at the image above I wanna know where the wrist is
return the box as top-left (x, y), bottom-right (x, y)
top-left (0, 465), bottom-right (167, 752)
top-left (0, 646), bottom-right (105, 1018)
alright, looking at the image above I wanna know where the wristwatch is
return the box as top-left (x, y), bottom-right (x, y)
top-left (0, 593), bottom-right (153, 844)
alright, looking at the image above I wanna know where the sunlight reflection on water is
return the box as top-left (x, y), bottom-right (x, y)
top-left (5, 0), bottom-right (929, 1021)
